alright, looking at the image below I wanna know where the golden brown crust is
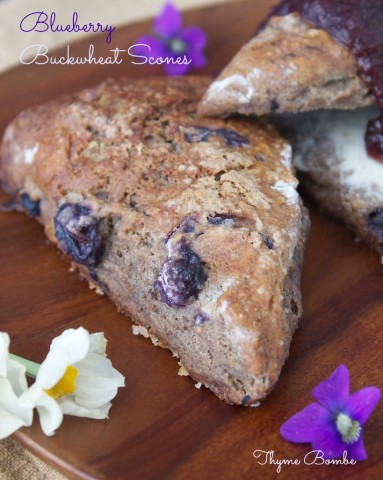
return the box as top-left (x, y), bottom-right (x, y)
top-left (198, 14), bottom-right (374, 118)
top-left (0, 77), bottom-right (309, 405)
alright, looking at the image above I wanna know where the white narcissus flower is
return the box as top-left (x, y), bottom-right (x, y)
top-left (0, 332), bottom-right (33, 439)
top-left (20, 327), bottom-right (125, 436)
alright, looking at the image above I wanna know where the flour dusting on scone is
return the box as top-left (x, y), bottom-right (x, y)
top-left (0, 77), bottom-right (309, 405)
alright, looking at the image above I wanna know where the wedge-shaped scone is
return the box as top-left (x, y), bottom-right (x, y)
top-left (0, 77), bottom-right (309, 405)
top-left (198, 13), bottom-right (374, 118)
top-left (278, 107), bottom-right (383, 257)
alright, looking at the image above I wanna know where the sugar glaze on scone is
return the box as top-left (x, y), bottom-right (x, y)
top-left (283, 107), bottom-right (383, 257)
top-left (0, 77), bottom-right (309, 405)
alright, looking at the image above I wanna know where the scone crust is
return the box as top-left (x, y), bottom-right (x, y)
top-left (0, 77), bottom-right (309, 405)
top-left (198, 14), bottom-right (374, 118)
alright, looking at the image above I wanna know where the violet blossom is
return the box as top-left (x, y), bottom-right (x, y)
top-left (280, 364), bottom-right (380, 460)
top-left (135, 2), bottom-right (207, 75)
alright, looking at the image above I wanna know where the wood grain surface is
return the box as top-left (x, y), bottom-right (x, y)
top-left (0, 1), bottom-right (382, 479)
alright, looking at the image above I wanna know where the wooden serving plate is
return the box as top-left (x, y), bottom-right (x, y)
top-left (0, 1), bottom-right (382, 479)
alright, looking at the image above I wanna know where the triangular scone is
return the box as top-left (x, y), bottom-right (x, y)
top-left (198, 14), bottom-right (374, 118)
top-left (277, 107), bottom-right (383, 257)
top-left (0, 77), bottom-right (309, 405)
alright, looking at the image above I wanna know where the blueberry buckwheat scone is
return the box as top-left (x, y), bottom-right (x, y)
top-left (0, 77), bottom-right (309, 405)
top-left (199, 0), bottom-right (379, 120)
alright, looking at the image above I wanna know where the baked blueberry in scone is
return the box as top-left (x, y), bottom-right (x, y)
top-left (0, 77), bottom-right (309, 405)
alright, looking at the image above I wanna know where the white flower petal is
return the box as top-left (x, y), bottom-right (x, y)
top-left (0, 332), bottom-right (11, 377)
top-left (75, 381), bottom-right (120, 409)
top-left (89, 333), bottom-right (107, 355)
top-left (36, 348), bottom-right (69, 389)
top-left (77, 375), bottom-right (125, 390)
top-left (76, 353), bottom-right (125, 383)
top-left (0, 378), bottom-right (33, 425)
top-left (7, 359), bottom-right (28, 396)
top-left (0, 334), bottom-right (32, 439)
top-left (19, 327), bottom-right (124, 434)
top-left (0, 333), bottom-right (29, 396)
top-left (0, 407), bottom-right (29, 439)
top-left (21, 382), bottom-right (64, 435)
top-left (34, 392), bottom-right (63, 436)
top-left (59, 399), bottom-right (111, 419)
top-left (49, 327), bottom-right (90, 365)
top-left (19, 382), bottom-right (43, 408)
top-left (0, 378), bottom-right (33, 439)
top-left (74, 352), bottom-right (124, 409)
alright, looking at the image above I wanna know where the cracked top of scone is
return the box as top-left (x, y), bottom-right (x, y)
top-left (0, 77), bottom-right (302, 294)
top-left (198, 13), bottom-right (374, 118)
top-left (1, 76), bottom-right (298, 213)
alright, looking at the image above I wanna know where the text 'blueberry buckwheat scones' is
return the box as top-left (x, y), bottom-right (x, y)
top-left (0, 77), bottom-right (309, 405)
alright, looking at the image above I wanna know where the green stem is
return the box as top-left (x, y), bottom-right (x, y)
top-left (9, 353), bottom-right (40, 379)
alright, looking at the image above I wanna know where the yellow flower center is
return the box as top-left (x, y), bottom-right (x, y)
top-left (45, 365), bottom-right (78, 399)
top-left (336, 412), bottom-right (361, 444)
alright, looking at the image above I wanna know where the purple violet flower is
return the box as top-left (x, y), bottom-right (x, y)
top-left (280, 365), bottom-right (380, 461)
top-left (135, 2), bottom-right (207, 76)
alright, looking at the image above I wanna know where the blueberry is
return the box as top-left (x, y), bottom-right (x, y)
top-left (207, 214), bottom-right (238, 226)
top-left (241, 395), bottom-right (251, 406)
top-left (184, 127), bottom-right (249, 147)
top-left (207, 213), bottom-right (249, 229)
top-left (54, 203), bottom-right (102, 266)
top-left (165, 216), bottom-right (197, 243)
top-left (184, 128), bottom-right (211, 143)
top-left (218, 128), bottom-right (249, 147)
top-left (182, 224), bottom-right (195, 234)
top-left (155, 242), bottom-right (207, 308)
top-left (270, 98), bottom-right (280, 112)
top-left (21, 193), bottom-right (40, 217)
top-left (260, 233), bottom-right (275, 250)
top-left (367, 208), bottom-right (383, 243)
top-left (194, 311), bottom-right (209, 325)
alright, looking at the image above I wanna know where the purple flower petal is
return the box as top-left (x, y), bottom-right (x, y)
top-left (154, 3), bottom-right (182, 38)
top-left (345, 386), bottom-right (381, 425)
top-left (311, 423), bottom-right (346, 459)
top-left (164, 58), bottom-right (192, 76)
top-left (187, 48), bottom-right (207, 69)
top-left (281, 364), bottom-right (380, 462)
top-left (280, 402), bottom-right (332, 443)
top-left (134, 35), bottom-right (167, 59)
top-left (312, 364), bottom-right (350, 413)
top-left (134, 1), bottom-right (208, 77)
top-left (347, 437), bottom-right (368, 461)
top-left (180, 26), bottom-right (208, 49)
